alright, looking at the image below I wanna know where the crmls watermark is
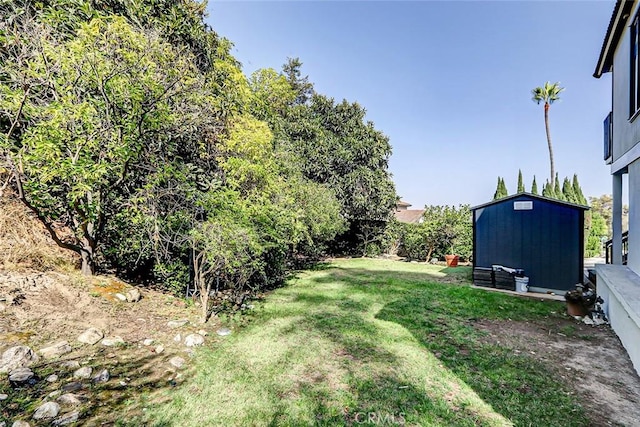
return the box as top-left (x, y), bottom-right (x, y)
top-left (354, 412), bottom-right (406, 425)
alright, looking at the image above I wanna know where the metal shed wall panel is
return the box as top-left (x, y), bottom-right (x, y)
top-left (473, 195), bottom-right (584, 292)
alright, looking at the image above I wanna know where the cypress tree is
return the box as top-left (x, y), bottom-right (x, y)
top-left (554, 173), bottom-right (564, 200)
top-left (562, 177), bottom-right (577, 203)
top-left (500, 177), bottom-right (508, 197)
top-left (572, 174), bottom-right (587, 205)
top-left (531, 176), bottom-right (538, 195)
top-left (493, 177), bottom-right (509, 199)
top-left (493, 177), bottom-right (502, 200)
top-left (517, 169), bottom-right (525, 193)
top-left (542, 180), bottom-right (554, 198)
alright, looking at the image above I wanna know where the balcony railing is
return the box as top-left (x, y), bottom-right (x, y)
top-left (605, 230), bottom-right (628, 265)
top-left (604, 111), bottom-right (612, 161)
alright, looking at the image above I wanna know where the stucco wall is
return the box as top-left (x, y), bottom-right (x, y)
top-left (612, 1), bottom-right (640, 162)
top-left (629, 160), bottom-right (640, 274)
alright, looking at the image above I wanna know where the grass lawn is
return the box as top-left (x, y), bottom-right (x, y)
top-left (134, 258), bottom-right (587, 426)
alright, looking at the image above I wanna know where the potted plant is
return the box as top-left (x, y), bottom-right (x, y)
top-left (564, 285), bottom-right (596, 317)
top-left (444, 254), bottom-right (459, 267)
top-left (443, 239), bottom-right (460, 266)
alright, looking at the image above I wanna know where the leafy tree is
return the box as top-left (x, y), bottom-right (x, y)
top-left (531, 176), bottom-right (538, 195)
top-left (403, 205), bottom-right (471, 262)
top-left (248, 68), bottom-right (296, 122)
top-left (276, 93), bottom-right (396, 254)
top-left (585, 212), bottom-right (608, 257)
top-left (531, 81), bottom-right (564, 183)
top-left (589, 194), bottom-right (629, 238)
top-left (1, 16), bottom-right (205, 274)
top-left (517, 170), bottom-right (525, 193)
top-left (282, 57), bottom-right (314, 105)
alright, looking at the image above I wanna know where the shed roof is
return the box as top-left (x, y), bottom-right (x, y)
top-left (471, 192), bottom-right (590, 211)
top-left (396, 200), bottom-right (412, 208)
top-left (594, 0), bottom-right (635, 78)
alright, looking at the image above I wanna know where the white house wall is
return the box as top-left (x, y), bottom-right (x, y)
top-left (612, 1), bottom-right (640, 164)
top-left (629, 160), bottom-right (640, 273)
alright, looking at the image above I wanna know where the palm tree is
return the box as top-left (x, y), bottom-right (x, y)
top-left (532, 82), bottom-right (564, 183)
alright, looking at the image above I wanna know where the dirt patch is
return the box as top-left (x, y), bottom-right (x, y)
top-left (0, 270), bottom-right (225, 425)
top-left (474, 317), bottom-right (640, 426)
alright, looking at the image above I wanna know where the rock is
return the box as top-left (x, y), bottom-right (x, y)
top-left (46, 374), bottom-right (59, 383)
top-left (0, 393), bottom-right (7, 400)
top-left (169, 356), bottom-right (185, 369)
top-left (48, 390), bottom-right (62, 399)
top-left (142, 339), bottom-right (154, 346)
top-left (154, 345), bottom-right (164, 354)
top-left (73, 366), bottom-right (92, 379)
top-left (59, 360), bottom-right (80, 370)
top-left (8, 367), bottom-right (34, 386)
top-left (32, 401), bottom-right (60, 420)
top-left (216, 327), bottom-right (232, 336)
top-left (101, 336), bottom-right (124, 346)
top-left (125, 288), bottom-right (141, 302)
top-left (114, 293), bottom-right (127, 301)
top-left (11, 422), bottom-right (30, 427)
top-left (184, 334), bottom-right (205, 347)
top-left (61, 382), bottom-right (83, 393)
top-left (39, 342), bottom-right (72, 359)
top-left (167, 319), bottom-right (189, 328)
top-left (92, 369), bottom-right (109, 383)
top-left (197, 329), bottom-right (208, 336)
top-left (56, 393), bottom-right (82, 406)
top-left (173, 334), bottom-right (181, 343)
top-left (52, 411), bottom-right (79, 426)
top-left (0, 346), bottom-right (39, 373)
top-left (77, 328), bottom-right (104, 345)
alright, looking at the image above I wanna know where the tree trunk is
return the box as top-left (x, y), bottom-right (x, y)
top-left (80, 245), bottom-right (94, 275)
top-left (544, 102), bottom-right (555, 184)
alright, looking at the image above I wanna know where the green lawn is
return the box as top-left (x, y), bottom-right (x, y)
top-left (135, 258), bottom-right (588, 426)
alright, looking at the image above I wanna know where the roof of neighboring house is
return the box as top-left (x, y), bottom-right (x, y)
top-left (471, 192), bottom-right (590, 211)
top-left (394, 209), bottom-right (425, 224)
top-left (594, 0), bottom-right (635, 78)
top-left (396, 200), bottom-right (412, 208)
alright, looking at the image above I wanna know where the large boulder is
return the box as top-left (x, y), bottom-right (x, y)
top-left (0, 346), bottom-right (39, 373)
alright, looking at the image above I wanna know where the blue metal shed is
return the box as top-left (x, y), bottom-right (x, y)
top-left (472, 193), bottom-right (589, 294)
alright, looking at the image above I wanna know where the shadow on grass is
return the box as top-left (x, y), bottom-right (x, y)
top-left (263, 284), bottom-right (508, 426)
top-left (375, 290), bottom-right (589, 427)
top-left (129, 259), bottom-right (585, 426)
top-left (0, 346), bottom-right (180, 426)
top-left (304, 263), bottom-right (589, 426)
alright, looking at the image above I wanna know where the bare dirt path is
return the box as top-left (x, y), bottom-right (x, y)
top-left (475, 318), bottom-right (640, 427)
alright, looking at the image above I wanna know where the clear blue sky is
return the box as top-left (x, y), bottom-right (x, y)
top-left (207, 0), bottom-right (615, 208)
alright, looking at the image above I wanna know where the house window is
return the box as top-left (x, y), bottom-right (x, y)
top-left (631, 13), bottom-right (640, 117)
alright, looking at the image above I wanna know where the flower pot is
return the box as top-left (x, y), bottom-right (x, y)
top-left (566, 301), bottom-right (588, 317)
top-left (445, 255), bottom-right (459, 267)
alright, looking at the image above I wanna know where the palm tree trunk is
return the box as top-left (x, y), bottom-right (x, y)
top-left (544, 102), bottom-right (555, 183)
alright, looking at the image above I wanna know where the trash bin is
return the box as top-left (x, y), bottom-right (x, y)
top-left (515, 276), bottom-right (529, 293)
